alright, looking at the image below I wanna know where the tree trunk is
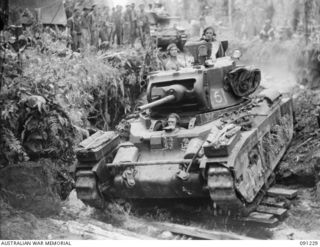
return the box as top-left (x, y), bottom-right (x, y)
top-left (304, 0), bottom-right (309, 45)
top-left (0, 0), bottom-right (9, 30)
top-left (228, 0), bottom-right (233, 28)
top-left (304, 0), bottom-right (314, 45)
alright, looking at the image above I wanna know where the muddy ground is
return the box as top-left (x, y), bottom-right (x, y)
top-left (1, 67), bottom-right (320, 240)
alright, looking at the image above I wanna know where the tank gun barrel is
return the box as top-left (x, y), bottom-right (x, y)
top-left (138, 94), bottom-right (176, 111)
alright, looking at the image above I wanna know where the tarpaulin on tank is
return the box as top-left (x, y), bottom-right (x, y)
top-left (39, 1), bottom-right (67, 26)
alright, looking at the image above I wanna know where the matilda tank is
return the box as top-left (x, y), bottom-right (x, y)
top-left (75, 41), bottom-right (294, 216)
top-left (147, 11), bottom-right (188, 51)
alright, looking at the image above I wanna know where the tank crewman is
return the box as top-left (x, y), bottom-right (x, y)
top-left (259, 19), bottom-right (275, 41)
top-left (164, 43), bottom-right (185, 71)
top-left (123, 4), bottom-right (132, 45)
top-left (164, 113), bottom-right (182, 132)
top-left (67, 8), bottom-right (82, 51)
top-left (137, 4), bottom-right (150, 48)
top-left (130, 3), bottom-right (137, 47)
top-left (200, 26), bottom-right (225, 59)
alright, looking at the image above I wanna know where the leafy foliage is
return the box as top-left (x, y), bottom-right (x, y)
top-left (0, 24), bottom-right (159, 168)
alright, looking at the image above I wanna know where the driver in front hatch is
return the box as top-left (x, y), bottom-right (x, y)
top-left (164, 113), bottom-right (183, 132)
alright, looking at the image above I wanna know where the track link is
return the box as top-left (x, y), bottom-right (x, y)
top-left (207, 166), bottom-right (237, 202)
top-left (207, 165), bottom-right (249, 216)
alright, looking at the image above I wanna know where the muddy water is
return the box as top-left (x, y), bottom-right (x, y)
top-left (103, 187), bottom-right (319, 240)
top-left (126, 198), bottom-right (274, 239)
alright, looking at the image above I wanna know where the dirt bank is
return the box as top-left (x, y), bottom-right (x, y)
top-left (0, 160), bottom-right (62, 218)
top-left (277, 89), bottom-right (320, 187)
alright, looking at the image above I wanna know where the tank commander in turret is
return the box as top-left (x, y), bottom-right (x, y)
top-left (164, 43), bottom-right (185, 71)
top-left (200, 26), bottom-right (225, 59)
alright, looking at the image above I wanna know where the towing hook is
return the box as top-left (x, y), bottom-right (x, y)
top-left (122, 168), bottom-right (136, 188)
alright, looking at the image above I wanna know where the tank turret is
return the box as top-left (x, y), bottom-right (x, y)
top-left (140, 37), bottom-right (261, 119)
top-left (142, 58), bottom-right (261, 119)
top-left (147, 11), bottom-right (188, 51)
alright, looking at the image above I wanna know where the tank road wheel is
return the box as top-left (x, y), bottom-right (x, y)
top-left (75, 170), bottom-right (105, 209)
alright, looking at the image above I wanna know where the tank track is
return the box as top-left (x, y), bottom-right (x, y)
top-left (207, 165), bottom-right (273, 217)
top-left (76, 165), bottom-right (269, 214)
top-left (75, 170), bottom-right (105, 209)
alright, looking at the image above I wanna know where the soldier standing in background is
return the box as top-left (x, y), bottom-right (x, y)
top-left (98, 19), bottom-right (109, 50)
top-left (123, 4), bottom-right (132, 45)
top-left (113, 5), bottom-right (123, 46)
top-left (81, 5), bottom-right (92, 49)
top-left (20, 8), bottom-right (35, 28)
top-left (64, 0), bottom-right (74, 19)
top-left (89, 5), bottom-right (99, 47)
top-left (259, 19), bottom-right (275, 41)
top-left (137, 4), bottom-right (150, 48)
top-left (148, 3), bottom-right (153, 12)
top-left (67, 8), bottom-right (82, 51)
top-left (130, 3), bottom-right (137, 48)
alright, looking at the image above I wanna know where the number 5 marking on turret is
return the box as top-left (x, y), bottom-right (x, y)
top-left (210, 88), bottom-right (227, 106)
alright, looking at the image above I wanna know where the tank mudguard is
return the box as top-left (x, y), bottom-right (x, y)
top-left (230, 98), bottom-right (293, 203)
